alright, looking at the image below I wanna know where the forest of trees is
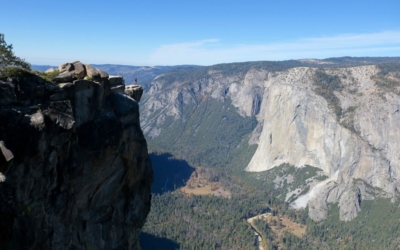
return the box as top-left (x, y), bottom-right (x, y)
top-left (142, 160), bottom-right (400, 250)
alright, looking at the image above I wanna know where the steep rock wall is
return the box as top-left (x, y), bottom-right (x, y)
top-left (246, 67), bottom-right (396, 220)
top-left (0, 68), bottom-right (153, 249)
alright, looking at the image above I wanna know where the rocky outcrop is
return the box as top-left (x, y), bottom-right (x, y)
top-left (55, 61), bottom-right (109, 83)
top-left (125, 85), bottom-right (143, 102)
top-left (0, 63), bottom-right (153, 249)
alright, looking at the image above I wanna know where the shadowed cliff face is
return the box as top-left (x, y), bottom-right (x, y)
top-left (0, 67), bottom-right (153, 249)
top-left (149, 153), bottom-right (194, 194)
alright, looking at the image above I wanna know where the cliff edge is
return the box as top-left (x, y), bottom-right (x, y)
top-left (0, 62), bottom-right (153, 249)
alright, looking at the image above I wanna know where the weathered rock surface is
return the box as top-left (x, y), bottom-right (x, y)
top-left (53, 71), bottom-right (73, 83)
top-left (109, 76), bottom-right (125, 85)
top-left (245, 66), bottom-right (400, 221)
top-left (84, 64), bottom-right (101, 80)
top-left (125, 85), bottom-right (143, 102)
top-left (0, 64), bottom-right (152, 249)
top-left (141, 61), bottom-right (400, 221)
top-left (54, 61), bottom-right (111, 82)
top-left (97, 68), bottom-right (109, 79)
top-left (71, 61), bottom-right (85, 79)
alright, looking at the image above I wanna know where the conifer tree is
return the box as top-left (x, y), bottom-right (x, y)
top-left (0, 33), bottom-right (30, 70)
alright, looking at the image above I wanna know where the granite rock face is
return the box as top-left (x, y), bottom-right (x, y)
top-left (245, 66), bottom-right (400, 221)
top-left (0, 65), bottom-right (153, 249)
top-left (141, 63), bottom-right (400, 221)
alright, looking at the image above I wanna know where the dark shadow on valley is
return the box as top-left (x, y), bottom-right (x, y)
top-left (140, 232), bottom-right (179, 250)
top-left (150, 153), bottom-right (195, 194)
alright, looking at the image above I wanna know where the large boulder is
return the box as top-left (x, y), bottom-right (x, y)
top-left (55, 62), bottom-right (107, 81)
top-left (53, 62), bottom-right (121, 85)
top-left (53, 71), bottom-right (73, 83)
top-left (58, 63), bottom-right (74, 73)
top-left (71, 61), bottom-right (85, 79)
top-left (57, 61), bottom-right (85, 79)
top-left (97, 68), bottom-right (109, 79)
top-left (84, 64), bottom-right (100, 80)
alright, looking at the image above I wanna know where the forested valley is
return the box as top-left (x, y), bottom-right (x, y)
top-left (139, 59), bottom-right (400, 250)
top-left (141, 156), bottom-right (400, 250)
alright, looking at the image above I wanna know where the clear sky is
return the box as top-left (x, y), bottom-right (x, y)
top-left (2, 0), bottom-right (400, 66)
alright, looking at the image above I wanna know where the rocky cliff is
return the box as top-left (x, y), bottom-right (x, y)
top-left (0, 62), bottom-right (153, 249)
top-left (140, 59), bottom-right (400, 221)
top-left (245, 66), bottom-right (399, 221)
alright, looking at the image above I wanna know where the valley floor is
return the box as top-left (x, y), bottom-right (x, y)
top-left (142, 144), bottom-right (400, 250)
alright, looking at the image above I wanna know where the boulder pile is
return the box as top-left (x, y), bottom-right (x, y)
top-left (51, 61), bottom-right (143, 102)
top-left (53, 61), bottom-right (109, 82)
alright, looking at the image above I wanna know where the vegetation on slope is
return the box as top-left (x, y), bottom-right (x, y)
top-left (0, 66), bottom-right (36, 78)
top-left (372, 62), bottom-right (400, 94)
top-left (376, 62), bottom-right (400, 76)
top-left (146, 98), bottom-right (258, 171)
top-left (313, 68), bottom-right (343, 120)
top-left (307, 199), bottom-right (400, 249)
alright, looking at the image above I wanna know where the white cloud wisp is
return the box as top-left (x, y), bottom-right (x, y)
top-left (148, 31), bottom-right (400, 65)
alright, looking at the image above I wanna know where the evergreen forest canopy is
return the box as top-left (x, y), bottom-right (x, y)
top-left (142, 162), bottom-right (400, 250)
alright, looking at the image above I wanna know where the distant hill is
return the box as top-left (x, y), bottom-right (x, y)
top-left (31, 65), bottom-right (57, 72)
top-left (92, 64), bottom-right (178, 88)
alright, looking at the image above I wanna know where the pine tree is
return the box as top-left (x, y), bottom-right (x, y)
top-left (0, 33), bottom-right (30, 70)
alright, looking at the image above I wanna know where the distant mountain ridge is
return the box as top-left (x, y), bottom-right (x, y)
top-left (31, 64), bottom-right (57, 71)
top-left (33, 56), bottom-right (400, 87)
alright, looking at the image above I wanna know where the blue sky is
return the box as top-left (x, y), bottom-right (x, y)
top-left (3, 0), bottom-right (400, 66)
